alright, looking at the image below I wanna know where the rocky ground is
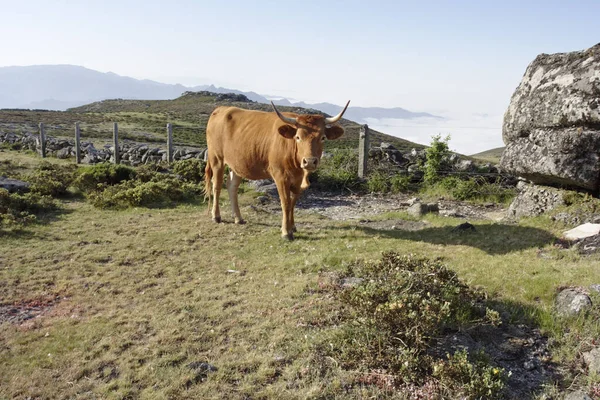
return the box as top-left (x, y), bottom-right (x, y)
top-left (253, 187), bottom-right (507, 223)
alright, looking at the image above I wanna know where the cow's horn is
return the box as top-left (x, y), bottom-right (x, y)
top-left (271, 101), bottom-right (297, 125)
top-left (324, 100), bottom-right (351, 124)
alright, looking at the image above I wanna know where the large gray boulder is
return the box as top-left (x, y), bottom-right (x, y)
top-left (500, 43), bottom-right (600, 191)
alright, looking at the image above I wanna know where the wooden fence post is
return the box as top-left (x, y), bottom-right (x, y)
top-left (167, 123), bottom-right (173, 163)
top-left (39, 122), bottom-right (46, 158)
top-left (113, 122), bottom-right (120, 164)
top-left (75, 122), bottom-right (82, 164)
top-left (358, 124), bottom-right (369, 179)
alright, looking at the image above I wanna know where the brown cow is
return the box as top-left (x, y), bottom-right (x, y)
top-left (204, 101), bottom-right (350, 240)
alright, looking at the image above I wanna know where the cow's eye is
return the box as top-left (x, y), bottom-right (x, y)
top-left (295, 136), bottom-right (301, 141)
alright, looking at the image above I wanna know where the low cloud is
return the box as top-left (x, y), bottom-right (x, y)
top-left (365, 111), bottom-right (505, 155)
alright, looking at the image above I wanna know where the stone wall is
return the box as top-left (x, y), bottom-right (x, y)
top-left (0, 131), bottom-right (207, 165)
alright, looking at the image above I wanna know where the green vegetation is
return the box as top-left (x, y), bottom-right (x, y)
top-left (26, 162), bottom-right (77, 197)
top-left (423, 134), bottom-right (451, 185)
top-left (87, 174), bottom-right (202, 210)
top-left (0, 189), bottom-right (56, 229)
top-left (311, 252), bottom-right (507, 398)
top-left (73, 163), bottom-right (137, 193)
top-left (311, 149), bottom-right (363, 192)
top-left (422, 176), bottom-right (516, 205)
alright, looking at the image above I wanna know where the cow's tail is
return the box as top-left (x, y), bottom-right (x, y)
top-left (204, 159), bottom-right (212, 215)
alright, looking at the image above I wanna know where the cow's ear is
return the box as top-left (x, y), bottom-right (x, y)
top-left (325, 125), bottom-right (344, 140)
top-left (278, 124), bottom-right (297, 139)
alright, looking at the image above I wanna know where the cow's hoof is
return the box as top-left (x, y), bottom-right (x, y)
top-left (212, 216), bottom-right (222, 223)
top-left (235, 219), bottom-right (246, 225)
top-left (282, 232), bottom-right (294, 241)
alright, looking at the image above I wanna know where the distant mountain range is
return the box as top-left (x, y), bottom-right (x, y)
top-left (0, 65), bottom-right (442, 123)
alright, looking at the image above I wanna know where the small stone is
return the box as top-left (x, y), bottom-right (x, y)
top-left (0, 177), bottom-right (30, 193)
top-left (523, 360), bottom-right (536, 371)
top-left (407, 202), bottom-right (438, 218)
top-left (564, 391), bottom-right (592, 400)
top-left (582, 347), bottom-right (600, 374)
top-left (564, 223), bottom-right (600, 240)
top-left (452, 222), bottom-right (476, 233)
top-left (555, 288), bottom-right (592, 316)
top-left (341, 277), bottom-right (364, 288)
top-left (589, 284), bottom-right (600, 294)
top-left (256, 196), bottom-right (269, 205)
top-left (187, 362), bottom-right (218, 373)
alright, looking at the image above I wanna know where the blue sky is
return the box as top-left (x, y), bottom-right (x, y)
top-left (1, 0), bottom-right (598, 152)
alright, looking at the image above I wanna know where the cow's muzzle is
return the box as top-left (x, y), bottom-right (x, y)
top-left (301, 157), bottom-right (318, 171)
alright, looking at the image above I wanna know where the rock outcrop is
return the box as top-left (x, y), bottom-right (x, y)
top-left (507, 181), bottom-right (566, 219)
top-left (500, 43), bottom-right (600, 191)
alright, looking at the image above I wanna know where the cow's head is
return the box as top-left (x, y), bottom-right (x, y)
top-left (271, 101), bottom-right (349, 171)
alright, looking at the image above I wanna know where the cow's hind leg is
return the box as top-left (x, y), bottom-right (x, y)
top-left (227, 170), bottom-right (245, 224)
top-left (210, 159), bottom-right (225, 223)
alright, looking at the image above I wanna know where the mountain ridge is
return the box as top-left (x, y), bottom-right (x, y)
top-left (0, 65), bottom-right (442, 123)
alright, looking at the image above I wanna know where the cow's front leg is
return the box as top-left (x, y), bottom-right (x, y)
top-left (290, 186), bottom-right (303, 233)
top-left (275, 180), bottom-right (294, 240)
top-left (227, 170), bottom-right (245, 224)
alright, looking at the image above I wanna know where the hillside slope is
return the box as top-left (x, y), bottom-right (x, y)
top-left (65, 91), bottom-right (426, 151)
top-left (470, 147), bottom-right (505, 164)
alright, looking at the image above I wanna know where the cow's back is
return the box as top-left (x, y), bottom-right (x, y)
top-left (206, 107), bottom-right (287, 180)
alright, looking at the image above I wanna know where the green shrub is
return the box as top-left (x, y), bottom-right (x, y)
top-left (26, 162), bottom-right (77, 197)
top-left (74, 163), bottom-right (136, 193)
top-left (0, 189), bottom-right (56, 229)
top-left (314, 252), bottom-right (506, 396)
top-left (433, 350), bottom-right (508, 399)
top-left (424, 176), bottom-right (515, 205)
top-left (389, 174), bottom-right (410, 193)
top-left (424, 134), bottom-right (451, 185)
top-left (340, 253), bottom-right (482, 351)
top-left (88, 175), bottom-right (202, 209)
top-left (172, 159), bottom-right (205, 183)
top-left (366, 170), bottom-right (389, 193)
top-left (135, 163), bottom-right (170, 183)
top-left (366, 172), bottom-right (410, 194)
top-left (312, 149), bottom-right (363, 192)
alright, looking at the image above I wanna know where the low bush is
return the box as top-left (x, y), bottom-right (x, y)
top-left (366, 171), bottom-right (411, 194)
top-left (314, 252), bottom-right (507, 397)
top-left (172, 158), bottom-right (205, 183)
top-left (432, 350), bottom-right (508, 399)
top-left (366, 170), bottom-right (388, 193)
top-left (87, 174), bottom-right (202, 209)
top-left (26, 162), bottom-right (77, 197)
top-left (0, 189), bottom-right (56, 229)
top-left (311, 149), bottom-right (364, 192)
top-left (425, 176), bottom-right (515, 205)
top-left (74, 163), bottom-right (137, 193)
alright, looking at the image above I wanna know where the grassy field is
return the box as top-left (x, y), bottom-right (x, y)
top-left (1, 151), bottom-right (600, 399)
